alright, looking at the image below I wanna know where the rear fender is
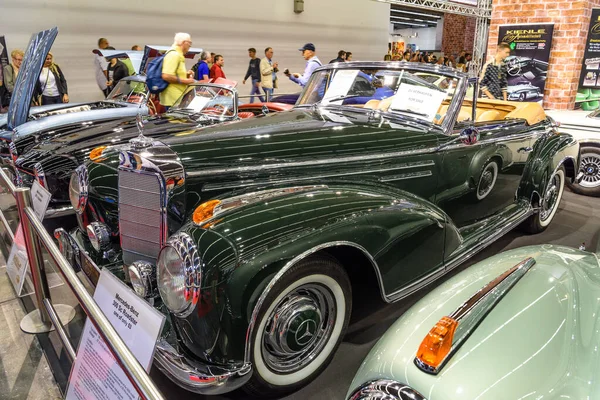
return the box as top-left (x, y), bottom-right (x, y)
top-left (519, 132), bottom-right (579, 205)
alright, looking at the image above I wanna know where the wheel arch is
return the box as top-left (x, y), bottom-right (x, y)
top-left (242, 240), bottom-right (383, 364)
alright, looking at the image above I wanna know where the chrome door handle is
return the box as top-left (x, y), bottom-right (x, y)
top-left (518, 147), bottom-right (533, 153)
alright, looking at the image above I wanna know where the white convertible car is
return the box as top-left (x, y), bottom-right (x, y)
top-left (546, 109), bottom-right (600, 197)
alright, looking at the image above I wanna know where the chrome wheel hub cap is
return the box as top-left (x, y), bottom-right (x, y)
top-left (262, 284), bottom-right (335, 373)
top-left (479, 170), bottom-right (494, 196)
top-left (541, 176), bottom-right (559, 221)
top-left (580, 153), bottom-right (600, 188)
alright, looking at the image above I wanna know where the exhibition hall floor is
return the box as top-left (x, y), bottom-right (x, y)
top-left (0, 189), bottom-right (598, 400)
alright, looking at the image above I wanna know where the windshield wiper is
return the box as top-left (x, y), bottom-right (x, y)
top-left (321, 94), bottom-right (361, 103)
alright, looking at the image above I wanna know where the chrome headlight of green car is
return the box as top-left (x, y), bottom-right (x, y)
top-left (157, 232), bottom-right (201, 317)
top-left (68, 165), bottom-right (88, 214)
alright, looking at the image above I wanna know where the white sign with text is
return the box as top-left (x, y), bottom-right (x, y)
top-left (31, 180), bottom-right (51, 220)
top-left (321, 69), bottom-right (359, 105)
top-left (66, 269), bottom-right (165, 400)
top-left (390, 83), bottom-right (447, 122)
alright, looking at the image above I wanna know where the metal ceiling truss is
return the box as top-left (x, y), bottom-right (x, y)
top-left (375, 0), bottom-right (491, 18)
top-left (379, 0), bottom-right (493, 76)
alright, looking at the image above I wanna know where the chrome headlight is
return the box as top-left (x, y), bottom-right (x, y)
top-left (157, 232), bottom-right (201, 317)
top-left (8, 141), bottom-right (17, 163)
top-left (69, 165), bottom-right (88, 214)
top-left (33, 162), bottom-right (48, 188)
top-left (348, 380), bottom-right (425, 400)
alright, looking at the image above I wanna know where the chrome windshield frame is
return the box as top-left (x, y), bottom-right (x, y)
top-left (295, 61), bottom-right (467, 135)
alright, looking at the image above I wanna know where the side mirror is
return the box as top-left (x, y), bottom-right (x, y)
top-left (261, 105), bottom-right (269, 116)
top-left (460, 127), bottom-right (479, 145)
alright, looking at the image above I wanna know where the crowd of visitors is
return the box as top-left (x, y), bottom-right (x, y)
top-left (384, 49), bottom-right (473, 72)
top-left (0, 31), bottom-right (510, 111)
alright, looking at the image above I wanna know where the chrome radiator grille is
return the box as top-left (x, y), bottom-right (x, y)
top-left (118, 169), bottom-right (164, 266)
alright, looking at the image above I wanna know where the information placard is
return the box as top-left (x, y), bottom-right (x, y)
top-left (390, 83), bottom-right (446, 122)
top-left (31, 180), bottom-right (51, 220)
top-left (321, 69), bottom-right (359, 105)
top-left (66, 269), bottom-right (165, 400)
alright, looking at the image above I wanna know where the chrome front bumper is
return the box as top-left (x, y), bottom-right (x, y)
top-left (55, 228), bottom-right (253, 395)
top-left (154, 339), bottom-right (252, 395)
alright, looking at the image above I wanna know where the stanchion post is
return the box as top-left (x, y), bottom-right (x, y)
top-left (14, 187), bottom-right (53, 331)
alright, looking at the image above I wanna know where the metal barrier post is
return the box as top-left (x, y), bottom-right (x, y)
top-left (15, 187), bottom-right (75, 333)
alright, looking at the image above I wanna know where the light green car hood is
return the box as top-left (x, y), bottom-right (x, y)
top-left (348, 245), bottom-right (600, 400)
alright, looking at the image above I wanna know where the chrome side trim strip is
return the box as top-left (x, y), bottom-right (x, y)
top-left (203, 162), bottom-right (436, 192)
top-left (244, 240), bottom-right (383, 363)
top-left (188, 149), bottom-right (438, 178)
top-left (414, 257), bottom-right (536, 374)
top-left (380, 170), bottom-right (433, 182)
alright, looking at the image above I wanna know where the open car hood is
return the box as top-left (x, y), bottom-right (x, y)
top-left (93, 49), bottom-right (143, 74)
top-left (7, 27), bottom-right (58, 129)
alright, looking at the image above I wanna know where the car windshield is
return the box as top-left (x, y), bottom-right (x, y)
top-left (171, 85), bottom-right (236, 118)
top-left (106, 79), bottom-right (147, 104)
top-left (296, 66), bottom-right (460, 125)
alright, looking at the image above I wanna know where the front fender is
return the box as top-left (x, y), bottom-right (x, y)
top-left (519, 132), bottom-right (579, 203)
top-left (168, 184), bottom-right (448, 365)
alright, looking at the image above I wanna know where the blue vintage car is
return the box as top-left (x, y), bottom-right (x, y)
top-left (1, 28), bottom-right (202, 163)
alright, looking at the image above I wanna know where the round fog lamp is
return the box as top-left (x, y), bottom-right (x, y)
top-left (128, 261), bottom-right (155, 299)
top-left (86, 222), bottom-right (110, 252)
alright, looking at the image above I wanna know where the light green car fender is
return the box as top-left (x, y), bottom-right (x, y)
top-left (348, 244), bottom-right (600, 400)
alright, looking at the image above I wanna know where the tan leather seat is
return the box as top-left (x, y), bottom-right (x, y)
top-left (364, 99), bottom-right (380, 110)
top-left (476, 109), bottom-right (502, 122)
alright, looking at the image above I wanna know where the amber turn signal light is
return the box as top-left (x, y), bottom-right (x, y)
top-left (416, 316), bottom-right (458, 369)
top-left (192, 200), bottom-right (221, 225)
top-left (89, 145), bottom-right (107, 162)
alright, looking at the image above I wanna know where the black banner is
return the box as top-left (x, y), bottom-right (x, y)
top-left (498, 24), bottom-right (554, 104)
top-left (0, 36), bottom-right (7, 67)
top-left (0, 36), bottom-right (8, 110)
top-left (577, 8), bottom-right (600, 110)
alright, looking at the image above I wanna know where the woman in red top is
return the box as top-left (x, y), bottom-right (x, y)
top-left (210, 55), bottom-right (226, 79)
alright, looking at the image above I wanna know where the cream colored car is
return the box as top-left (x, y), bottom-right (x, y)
top-left (546, 109), bottom-right (600, 197)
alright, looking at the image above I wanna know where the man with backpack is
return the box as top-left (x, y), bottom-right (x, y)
top-left (158, 32), bottom-right (196, 108)
top-left (285, 43), bottom-right (322, 87)
top-left (193, 51), bottom-right (211, 81)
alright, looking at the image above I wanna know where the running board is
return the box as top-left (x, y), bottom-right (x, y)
top-left (384, 204), bottom-right (534, 303)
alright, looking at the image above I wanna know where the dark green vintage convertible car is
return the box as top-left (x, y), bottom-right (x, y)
top-left (56, 62), bottom-right (579, 397)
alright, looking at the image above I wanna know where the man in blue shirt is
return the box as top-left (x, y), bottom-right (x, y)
top-left (285, 43), bottom-right (322, 87)
top-left (194, 51), bottom-right (211, 81)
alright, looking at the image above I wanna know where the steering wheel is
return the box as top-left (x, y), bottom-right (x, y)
top-left (506, 60), bottom-right (521, 77)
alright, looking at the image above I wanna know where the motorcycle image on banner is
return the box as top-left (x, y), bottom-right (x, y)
top-left (497, 23), bottom-right (554, 105)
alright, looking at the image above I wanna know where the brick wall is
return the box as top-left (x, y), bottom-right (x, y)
top-left (442, 14), bottom-right (476, 56)
top-left (488, 0), bottom-right (600, 109)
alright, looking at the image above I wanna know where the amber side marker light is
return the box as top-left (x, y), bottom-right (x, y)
top-left (416, 316), bottom-right (458, 369)
top-left (192, 199), bottom-right (221, 225)
top-left (89, 145), bottom-right (107, 162)
top-left (414, 257), bottom-right (536, 375)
